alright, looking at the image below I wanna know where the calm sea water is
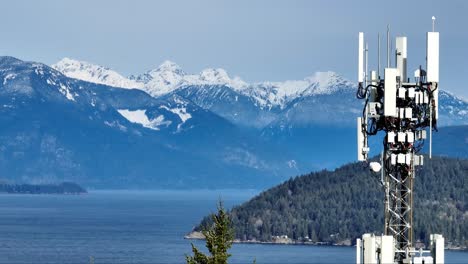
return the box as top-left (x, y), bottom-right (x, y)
top-left (0, 190), bottom-right (466, 264)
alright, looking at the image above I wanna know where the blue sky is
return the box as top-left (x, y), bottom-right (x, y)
top-left (1, 0), bottom-right (467, 98)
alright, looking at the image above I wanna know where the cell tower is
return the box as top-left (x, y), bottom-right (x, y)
top-left (355, 19), bottom-right (445, 264)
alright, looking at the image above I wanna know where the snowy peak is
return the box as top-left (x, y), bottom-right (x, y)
top-left (153, 60), bottom-right (185, 75)
top-left (243, 71), bottom-right (355, 109)
top-left (135, 61), bottom-right (186, 97)
top-left (133, 61), bottom-right (247, 97)
top-left (52, 58), bottom-right (143, 89)
top-left (138, 60), bottom-right (185, 80)
top-left (306, 71), bottom-right (346, 85)
top-left (177, 68), bottom-right (248, 91)
top-left (304, 71), bottom-right (355, 95)
top-left (199, 68), bottom-right (231, 83)
top-left (131, 60), bottom-right (185, 83)
top-left (193, 68), bottom-right (248, 90)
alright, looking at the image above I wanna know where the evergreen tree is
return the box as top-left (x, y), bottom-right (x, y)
top-left (186, 201), bottom-right (234, 264)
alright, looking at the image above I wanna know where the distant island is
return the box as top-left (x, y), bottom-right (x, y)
top-left (0, 182), bottom-right (87, 194)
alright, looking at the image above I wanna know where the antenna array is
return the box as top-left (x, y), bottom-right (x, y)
top-left (355, 19), bottom-right (445, 264)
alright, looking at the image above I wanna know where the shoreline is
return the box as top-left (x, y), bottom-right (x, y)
top-left (0, 182), bottom-right (87, 195)
top-left (184, 231), bottom-right (468, 251)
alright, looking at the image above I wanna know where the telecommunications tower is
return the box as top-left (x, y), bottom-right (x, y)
top-left (355, 19), bottom-right (445, 264)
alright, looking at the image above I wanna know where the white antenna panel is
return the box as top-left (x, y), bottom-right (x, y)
top-left (358, 32), bottom-right (364, 83)
top-left (426, 32), bottom-right (439, 82)
top-left (384, 68), bottom-right (399, 117)
top-left (396, 37), bottom-right (407, 82)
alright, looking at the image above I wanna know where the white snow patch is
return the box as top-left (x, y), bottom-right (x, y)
top-left (3, 73), bottom-right (16, 85)
top-left (33, 64), bottom-right (45, 75)
top-left (104, 121), bottom-right (127, 132)
top-left (287, 160), bottom-right (298, 169)
top-left (117, 109), bottom-right (171, 130)
top-left (171, 107), bottom-right (191, 122)
top-left (160, 105), bottom-right (192, 123)
top-left (59, 83), bottom-right (75, 101)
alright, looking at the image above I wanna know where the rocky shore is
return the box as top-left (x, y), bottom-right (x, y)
top-left (184, 231), bottom-right (351, 246)
top-left (184, 231), bottom-right (467, 250)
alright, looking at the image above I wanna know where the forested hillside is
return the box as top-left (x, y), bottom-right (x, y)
top-left (195, 156), bottom-right (467, 248)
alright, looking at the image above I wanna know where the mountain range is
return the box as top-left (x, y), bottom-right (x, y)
top-left (0, 56), bottom-right (466, 188)
top-left (52, 58), bottom-right (468, 130)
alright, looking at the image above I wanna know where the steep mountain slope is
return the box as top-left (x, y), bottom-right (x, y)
top-left (87, 86), bottom-right (295, 176)
top-left (194, 156), bottom-right (468, 248)
top-left (0, 56), bottom-right (294, 188)
top-left (438, 91), bottom-right (468, 126)
top-left (171, 85), bottom-right (279, 129)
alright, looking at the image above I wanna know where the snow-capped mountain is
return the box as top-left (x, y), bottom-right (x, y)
top-left (52, 57), bottom-right (468, 129)
top-left (53, 58), bottom-right (143, 89)
top-left (50, 58), bottom-right (362, 127)
top-left (131, 63), bottom-right (355, 109)
top-left (1, 56), bottom-right (467, 189)
top-left (242, 71), bottom-right (356, 109)
top-left (438, 90), bottom-right (468, 125)
top-left (1, 56), bottom-right (292, 188)
top-left (54, 58), bottom-right (249, 97)
top-left (130, 61), bottom-right (248, 97)
top-left (53, 58), bottom-right (353, 109)
top-left (129, 60), bottom-right (186, 97)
